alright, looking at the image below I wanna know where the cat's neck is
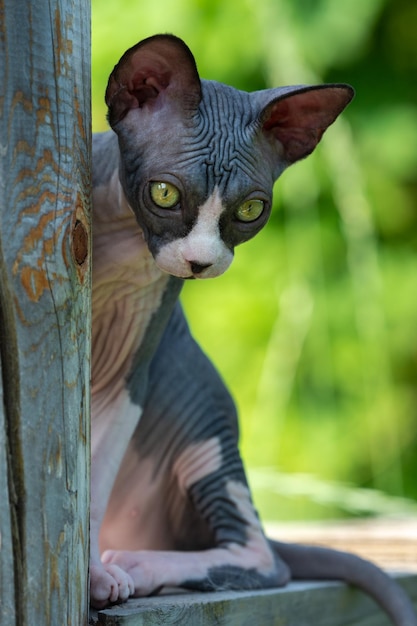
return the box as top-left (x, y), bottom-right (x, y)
top-left (91, 140), bottom-right (170, 400)
top-left (92, 164), bottom-right (165, 295)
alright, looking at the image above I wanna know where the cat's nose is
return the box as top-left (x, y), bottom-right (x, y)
top-left (189, 261), bottom-right (213, 274)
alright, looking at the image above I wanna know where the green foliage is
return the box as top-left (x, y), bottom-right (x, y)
top-left (92, 0), bottom-right (417, 520)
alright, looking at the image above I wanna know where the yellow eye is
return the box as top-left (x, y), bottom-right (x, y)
top-left (150, 181), bottom-right (180, 208)
top-left (235, 199), bottom-right (265, 222)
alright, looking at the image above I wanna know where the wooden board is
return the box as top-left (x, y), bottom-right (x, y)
top-left (91, 573), bottom-right (417, 626)
top-left (0, 357), bottom-right (16, 624)
top-left (265, 518), bottom-right (417, 572)
top-left (0, 1), bottom-right (90, 623)
top-left (91, 519), bottom-right (417, 624)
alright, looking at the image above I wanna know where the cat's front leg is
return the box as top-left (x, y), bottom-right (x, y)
top-left (90, 390), bottom-right (141, 608)
top-left (99, 304), bottom-right (290, 596)
top-left (100, 461), bottom-right (291, 596)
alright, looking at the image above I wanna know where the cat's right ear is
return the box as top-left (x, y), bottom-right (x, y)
top-left (105, 34), bottom-right (202, 127)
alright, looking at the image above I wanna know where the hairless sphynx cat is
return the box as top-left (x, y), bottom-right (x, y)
top-left (90, 34), bottom-right (417, 625)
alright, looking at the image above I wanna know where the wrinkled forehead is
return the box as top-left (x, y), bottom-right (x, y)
top-left (193, 81), bottom-right (268, 192)
top-left (128, 81), bottom-right (276, 199)
top-left (197, 82), bottom-right (283, 197)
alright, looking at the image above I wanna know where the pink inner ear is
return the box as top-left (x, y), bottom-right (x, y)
top-left (105, 35), bottom-right (202, 126)
top-left (264, 97), bottom-right (328, 130)
top-left (128, 70), bottom-right (171, 107)
top-left (262, 87), bottom-right (352, 163)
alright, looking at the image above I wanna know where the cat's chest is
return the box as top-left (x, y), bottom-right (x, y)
top-left (91, 210), bottom-right (169, 396)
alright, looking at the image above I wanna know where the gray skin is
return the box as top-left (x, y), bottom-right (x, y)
top-left (90, 34), bottom-right (417, 625)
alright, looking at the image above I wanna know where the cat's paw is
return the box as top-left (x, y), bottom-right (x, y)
top-left (90, 562), bottom-right (135, 609)
top-left (102, 549), bottom-right (164, 597)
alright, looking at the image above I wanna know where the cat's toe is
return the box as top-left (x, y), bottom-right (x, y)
top-left (90, 562), bottom-right (134, 608)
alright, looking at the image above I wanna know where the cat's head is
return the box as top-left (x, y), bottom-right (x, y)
top-left (106, 34), bottom-right (353, 279)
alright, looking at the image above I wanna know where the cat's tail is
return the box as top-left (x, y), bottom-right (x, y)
top-left (270, 539), bottom-right (417, 626)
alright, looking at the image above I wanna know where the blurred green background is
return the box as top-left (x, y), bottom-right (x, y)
top-left (92, 0), bottom-right (417, 522)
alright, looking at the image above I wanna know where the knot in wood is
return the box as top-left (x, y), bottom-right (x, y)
top-left (72, 220), bottom-right (88, 265)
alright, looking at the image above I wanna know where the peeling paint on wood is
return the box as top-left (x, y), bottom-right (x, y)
top-left (0, 0), bottom-right (91, 624)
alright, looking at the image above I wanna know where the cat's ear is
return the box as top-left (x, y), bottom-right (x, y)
top-left (259, 85), bottom-right (354, 164)
top-left (105, 34), bottom-right (202, 126)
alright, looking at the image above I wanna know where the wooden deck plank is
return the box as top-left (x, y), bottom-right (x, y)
top-left (90, 573), bottom-right (417, 626)
top-left (90, 518), bottom-right (417, 625)
top-left (265, 517), bottom-right (417, 572)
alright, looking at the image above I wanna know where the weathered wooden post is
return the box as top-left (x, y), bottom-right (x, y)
top-left (0, 0), bottom-right (91, 624)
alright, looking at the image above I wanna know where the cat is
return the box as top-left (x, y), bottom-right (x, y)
top-left (90, 34), bottom-right (416, 625)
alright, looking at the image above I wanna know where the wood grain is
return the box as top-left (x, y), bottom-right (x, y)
top-left (91, 573), bottom-right (417, 626)
top-left (0, 0), bottom-right (91, 624)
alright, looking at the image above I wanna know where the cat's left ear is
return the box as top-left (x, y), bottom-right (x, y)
top-left (259, 84), bottom-right (354, 164)
top-left (105, 34), bottom-right (202, 126)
